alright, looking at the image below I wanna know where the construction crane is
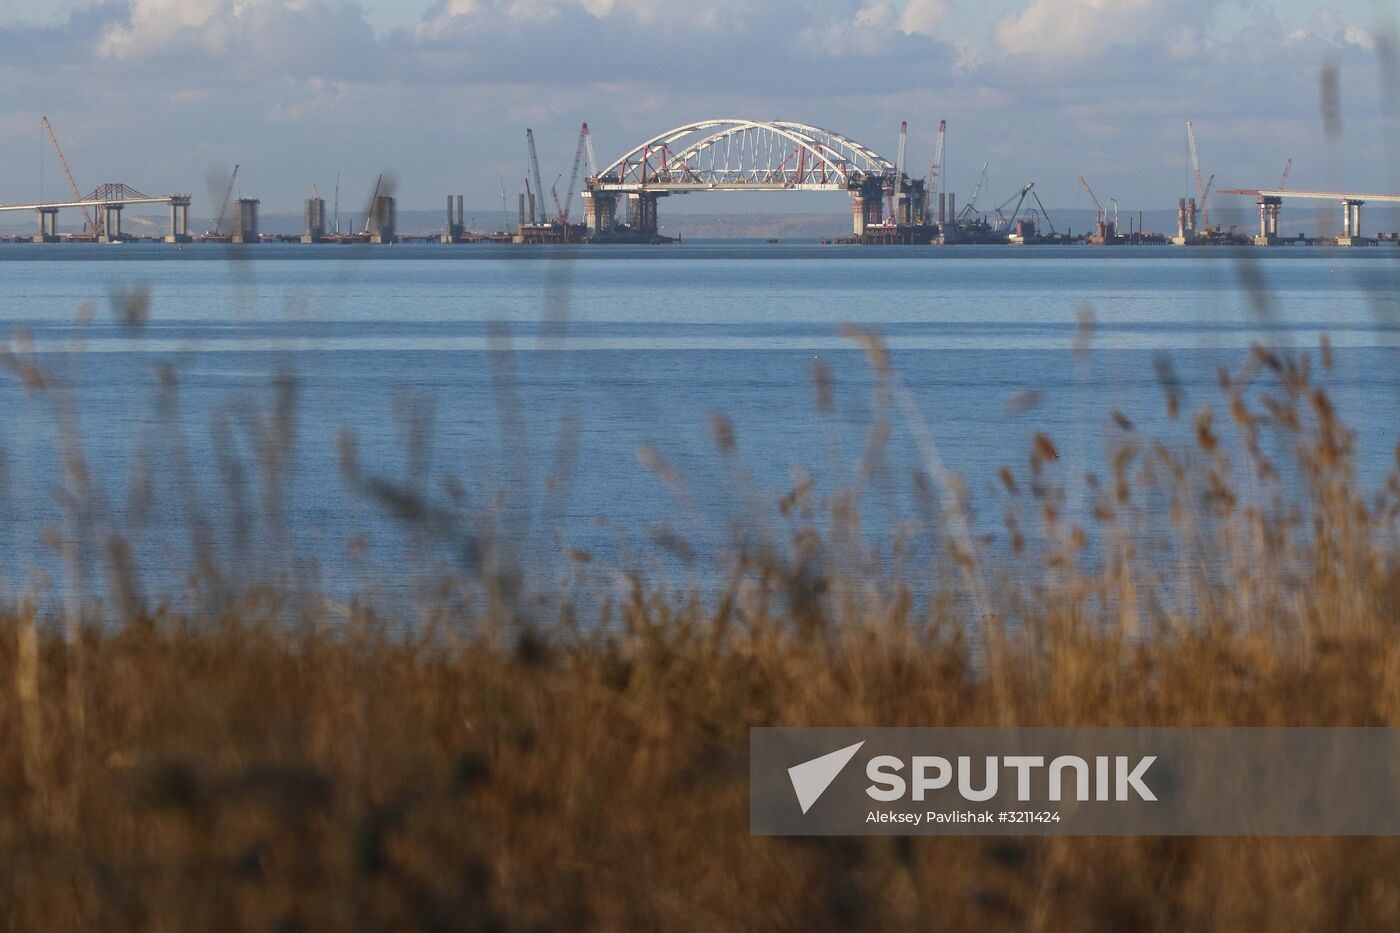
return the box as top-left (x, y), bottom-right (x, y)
top-left (1185, 120), bottom-right (1212, 229)
top-left (1077, 175), bottom-right (1105, 224)
top-left (526, 129), bottom-right (546, 227)
top-left (955, 161), bottom-right (990, 222)
top-left (41, 115), bottom-right (95, 233)
top-left (992, 182), bottom-right (1035, 232)
top-left (499, 176), bottom-right (509, 231)
top-left (332, 171), bottom-right (341, 234)
top-left (924, 119), bottom-right (946, 221)
top-left (888, 120), bottom-right (908, 223)
top-left (549, 173), bottom-right (565, 227)
top-left (583, 123), bottom-right (598, 179)
top-left (210, 163), bottom-right (239, 236)
top-left (361, 173), bottom-right (383, 235)
top-left (557, 123), bottom-right (591, 226)
top-left (1279, 158), bottom-right (1293, 190)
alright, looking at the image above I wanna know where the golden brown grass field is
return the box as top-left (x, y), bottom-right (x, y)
top-left (4, 326), bottom-right (1400, 931)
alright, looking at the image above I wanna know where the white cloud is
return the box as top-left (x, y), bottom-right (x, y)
top-left (99, 0), bottom-right (227, 58)
top-left (1285, 9), bottom-right (1381, 52)
top-left (417, 0), bottom-right (769, 37)
top-left (898, 0), bottom-right (954, 37)
top-left (96, 0), bottom-right (381, 80)
top-left (993, 0), bottom-right (1212, 63)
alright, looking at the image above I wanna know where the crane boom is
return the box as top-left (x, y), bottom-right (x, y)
top-left (1185, 120), bottom-right (1212, 228)
top-left (361, 173), bottom-right (383, 234)
top-left (526, 129), bottom-right (546, 227)
top-left (549, 173), bottom-right (564, 226)
top-left (923, 119), bottom-right (946, 225)
top-left (925, 119), bottom-right (946, 195)
top-left (926, 119), bottom-right (946, 190)
top-left (889, 120), bottom-right (907, 222)
top-left (1279, 158), bottom-right (1293, 190)
top-left (966, 162), bottom-right (989, 209)
top-left (560, 123), bottom-right (589, 225)
top-left (41, 116), bottom-right (94, 232)
top-left (1077, 175), bottom-right (1105, 222)
top-left (1031, 189), bottom-right (1057, 235)
top-left (993, 182), bottom-right (1034, 231)
top-left (583, 124), bottom-right (598, 179)
top-left (212, 163), bottom-right (238, 236)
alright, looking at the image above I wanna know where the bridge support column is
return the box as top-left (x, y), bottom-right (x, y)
top-left (1253, 195), bottom-right (1282, 245)
top-left (100, 204), bottom-right (124, 243)
top-left (850, 181), bottom-right (883, 236)
top-left (583, 190), bottom-right (617, 235)
top-left (1339, 199), bottom-right (1366, 245)
top-left (626, 192), bottom-right (663, 237)
top-left (33, 207), bottom-right (60, 243)
top-left (165, 195), bottom-right (192, 243)
top-left (232, 198), bottom-right (260, 244)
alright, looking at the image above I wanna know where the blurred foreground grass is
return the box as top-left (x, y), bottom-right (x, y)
top-left (3, 331), bottom-right (1400, 931)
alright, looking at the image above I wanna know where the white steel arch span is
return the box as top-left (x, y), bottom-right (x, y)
top-left (594, 119), bottom-right (897, 192)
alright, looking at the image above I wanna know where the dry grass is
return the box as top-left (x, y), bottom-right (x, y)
top-left (3, 329), bottom-right (1400, 931)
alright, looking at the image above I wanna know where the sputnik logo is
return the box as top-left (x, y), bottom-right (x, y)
top-left (788, 741), bottom-right (865, 814)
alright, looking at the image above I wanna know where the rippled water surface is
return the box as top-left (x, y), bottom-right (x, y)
top-left (1, 242), bottom-right (1397, 598)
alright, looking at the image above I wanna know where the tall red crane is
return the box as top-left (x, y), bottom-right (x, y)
top-left (40, 115), bottom-right (96, 233)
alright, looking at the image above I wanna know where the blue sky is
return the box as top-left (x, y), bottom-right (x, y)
top-left (0, 1), bottom-right (1393, 217)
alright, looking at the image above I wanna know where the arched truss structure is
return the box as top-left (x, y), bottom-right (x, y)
top-left (594, 120), bottom-right (898, 192)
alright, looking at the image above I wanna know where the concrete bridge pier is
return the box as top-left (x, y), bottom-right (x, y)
top-left (1338, 199), bottom-right (1366, 245)
top-left (232, 198), bottom-right (260, 244)
top-left (439, 195), bottom-right (465, 243)
top-left (626, 191), bottom-right (664, 236)
top-left (583, 190), bottom-right (618, 234)
top-left (100, 204), bottom-right (124, 243)
top-left (165, 196), bottom-right (192, 243)
top-left (1254, 195), bottom-right (1282, 245)
top-left (304, 197), bottom-right (327, 243)
top-left (849, 180), bottom-right (884, 236)
top-left (33, 207), bottom-right (60, 243)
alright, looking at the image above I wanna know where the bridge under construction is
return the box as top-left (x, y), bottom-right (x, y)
top-left (1220, 187), bottom-right (1400, 245)
top-left (580, 119), bottom-right (944, 243)
top-left (7, 114), bottom-right (1399, 248)
top-left (0, 184), bottom-right (193, 243)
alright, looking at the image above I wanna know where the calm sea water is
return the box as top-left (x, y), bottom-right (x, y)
top-left (1, 242), bottom-right (1397, 603)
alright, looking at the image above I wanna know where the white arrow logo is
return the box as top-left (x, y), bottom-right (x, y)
top-left (788, 741), bottom-right (865, 814)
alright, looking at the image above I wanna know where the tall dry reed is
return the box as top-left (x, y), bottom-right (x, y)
top-left (2, 309), bottom-right (1400, 930)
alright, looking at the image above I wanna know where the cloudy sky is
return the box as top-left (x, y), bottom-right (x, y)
top-left (0, 0), bottom-right (1393, 219)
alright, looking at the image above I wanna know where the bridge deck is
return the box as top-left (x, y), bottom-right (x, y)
top-left (1221, 188), bottom-right (1400, 203)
